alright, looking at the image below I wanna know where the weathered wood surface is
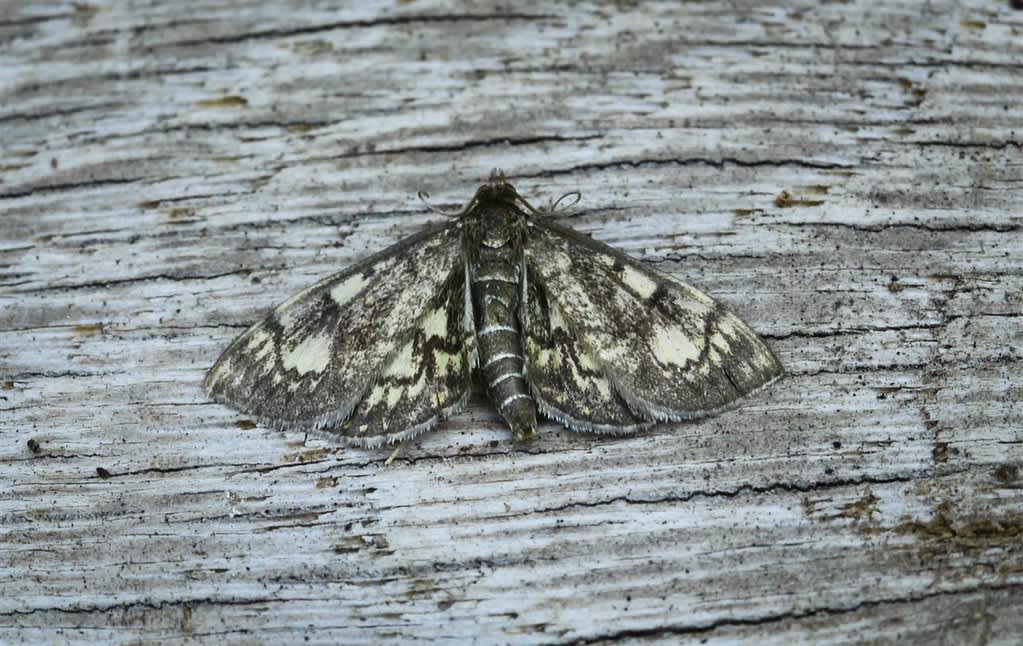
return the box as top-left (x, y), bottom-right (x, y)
top-left (2, 1), bottom-right (1022, 643)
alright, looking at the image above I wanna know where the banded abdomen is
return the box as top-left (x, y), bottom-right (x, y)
top-left (471, 245), bottom-right (537, 440)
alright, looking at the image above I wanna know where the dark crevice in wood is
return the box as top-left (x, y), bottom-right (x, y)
top-left (0, 13), bottom-right (72, 29)
top-left (778, 221), bottom-right (1022, 234)
top-left (0, 177), bottom-right (145, 200)
top-left (871, 57), bottom-right (1023, 71)
top-left (0, 102), bottom-right (125, 125)
top-left (499, 470), bottom-right (959, 520)
top-left (1, 370), bottom-right (122, 380)
top-left (522, 156), bottom-right (856, 178)
top-left (13, 65), bottom-right (218, 93)
top-left (139, 119), bottom-right (340, 135)
top-left (948, 311), bottom-right (1023, 321)
top-left (903, 139), bottom-right (1023, 150)
top-left (311, 134), bottom-right (606, 163)
top-left (116, 461), bottom-right (272, 479)
top-left (17, 268), bottom-right (256, 293)
top-left (645, 253), bottom-right (771, 264)
top-left (233, 445), bottom-right (534, 473)
top-left (790, 363), bottom-right (930, 376)
top-left (0, 596), bottom-right (304, 618)
top-left (155, 13), bottom-right (558, 49)
top-left (565, 581), bottom-right (1023, 644)
top-left (768, 116), bottom-right (946, 129)
top-left (3, 452), bottom-right (108, 462)
top-left (762, 323), bottom-right (945, 341)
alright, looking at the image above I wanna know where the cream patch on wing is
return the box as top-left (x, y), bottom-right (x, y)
top-left (355, 337), bottom-right (465, 423)
top-left (371, 342), bottom-right (421, 408)
top-left (330, 272), bottom-right (368, 306)
top-left (622, 265), bottom-right (657, 299)
top-left (406, 372), bottom-right (429, 399)
top-left (364, 383), bottom-right (387, 407)
top-left (652, 325), bottom-right (703, 367)
top-left (282, 331), bottom-right (332, 375)
top-left (421, 307), bottom-right (448, 338)
top-left (526, 300), bottom-right (569, 370)
top-left (526, 337), bottom-right (555, 369)
top-left (708, 330), bottom-right (731, 353)
top-left (549, 244), bottom-right (574, 273)
top-left (244, 328), bottom-right (276, 368)
top-left (573, 350), bottom-right (613, 399)
top-left (526, 297), bottom-right (614, 403)
top-left (386, 385), bottom-right (404, 407)
top-left (547, 262), bottom-right (600, 330)
top-left (463, 261), bottom-right (475, 332)
top-left (206, 357), bottom-right (233, 387)
top-left (752, 347), bottom-right (778, 370)
top-left (679, 297), bottom-right (716, 322)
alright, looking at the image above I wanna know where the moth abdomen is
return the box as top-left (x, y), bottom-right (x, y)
top-left (471, 246), bottom-right (537, 441)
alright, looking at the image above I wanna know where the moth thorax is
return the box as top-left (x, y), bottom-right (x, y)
top-left (478, 207), bottom-right (521, 248)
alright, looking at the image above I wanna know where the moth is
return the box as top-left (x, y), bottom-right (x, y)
top-left (206, 172), bottom-right (782, 447)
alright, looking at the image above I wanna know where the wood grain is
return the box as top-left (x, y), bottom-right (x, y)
top-left (2, 1), bottom-right (1021, 642)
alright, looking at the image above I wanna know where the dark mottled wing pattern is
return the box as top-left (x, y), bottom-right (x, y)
top-left (522, 277), bottom-right (652, 433)
top-left (523, 218), bottom-right (782, 430)
top-left (205, 223), bottom-right (470, 436)
top-left (339, 267), bottom-right (476, 447)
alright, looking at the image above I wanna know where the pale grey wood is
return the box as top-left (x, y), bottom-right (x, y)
top-left (2, 0), bottom-right (1022, 643)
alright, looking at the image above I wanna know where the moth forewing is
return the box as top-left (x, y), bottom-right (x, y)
top-left (205, 222), bottom-right (470, 434)
top-left (521, 275), bottom-right (654, 434)
top-left (335, 268), bottom-right (476, 447)
top-left (522, 217), bottom-right (782, 425)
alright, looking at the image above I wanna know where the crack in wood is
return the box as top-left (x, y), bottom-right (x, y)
top-left (564, 581), bottom-right (1023, 644)
top-left (498, 471), bottom-right (956, 519)
top-left (0, 177), bottom-right (145, 200)
top-left (520, 156), bottom-right (856, 178)
top-left (16, 268), bottom-right (259, 294)
top-left (761, 323), bottom-right (947, 341)
top-left (155, 12), bottom-right (558, 49)
top-left (778, 221), bottom-right (1022, 233)
top-left (0, 102), bottom-right (126, 125)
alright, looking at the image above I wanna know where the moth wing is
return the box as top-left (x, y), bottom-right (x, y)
top-left (523, 218), bottom-right (782, 424)
top-left (205, 222), bottom-right (472, 435)
top-left (338, 267), bottom-right (476, 447)
top-left (522, 275), bottom-right (653, 434)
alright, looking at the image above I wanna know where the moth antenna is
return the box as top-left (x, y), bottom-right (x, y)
top-left (516, 189), bottom-right (582, 217)
top-left (511, 192), bottom-right (544, 216)
top-left (549, 191), bottom-right (582, 213)
top-left (418, 190), bottom-right (465, 217)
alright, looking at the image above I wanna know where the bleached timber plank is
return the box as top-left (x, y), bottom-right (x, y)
top-left (2, 1), bottom-right (1021, 643)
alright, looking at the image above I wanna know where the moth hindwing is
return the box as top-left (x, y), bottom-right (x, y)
top-left (206, 173), bottom-right (782, 447)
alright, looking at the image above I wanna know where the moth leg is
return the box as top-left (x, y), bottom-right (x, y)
top-left (384, 440), bottom-right (409, 465)
top-left (514, 426), bottom-right (537, 442)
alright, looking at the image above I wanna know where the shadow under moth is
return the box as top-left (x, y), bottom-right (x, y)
top-left (206, 172), bottom-right (782, 447)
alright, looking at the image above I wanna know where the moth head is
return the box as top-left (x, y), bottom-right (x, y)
top-left (459, 173), bottom-right (528, 247)
top-left (477, 169), bottom-right (520, 205)
top-left (476, 170), bottom-right (578, 219)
